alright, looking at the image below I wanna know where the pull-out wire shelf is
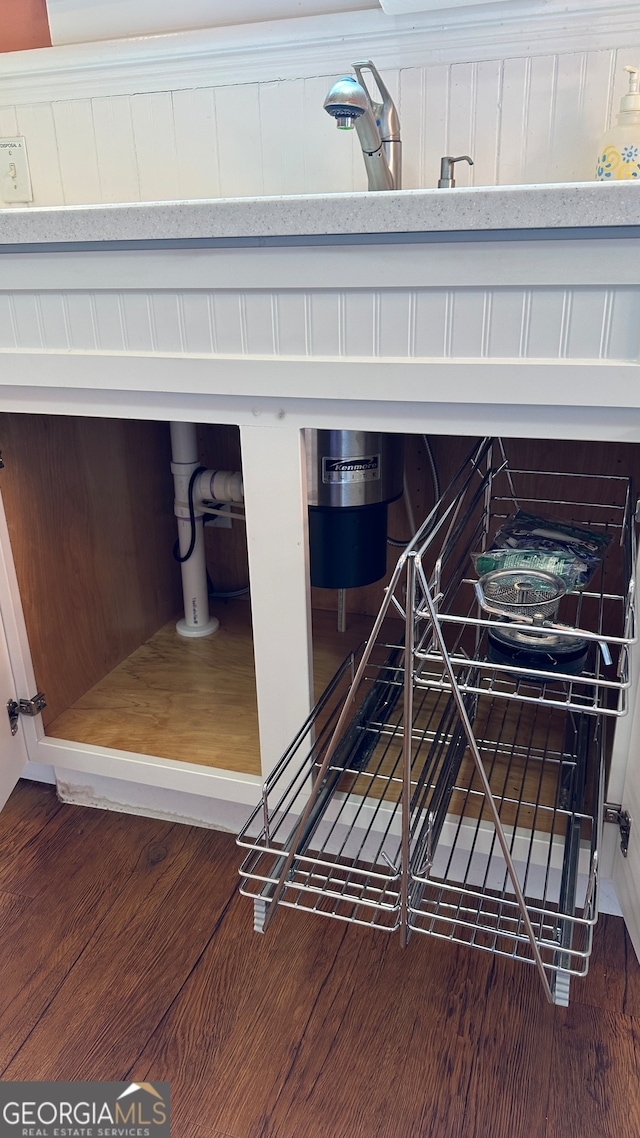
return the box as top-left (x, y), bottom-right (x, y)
top-left (238, 439), bottom-right (636, 1005)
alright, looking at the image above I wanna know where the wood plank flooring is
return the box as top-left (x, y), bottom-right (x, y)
top-left (2, 779), bottom-right (640, 1138)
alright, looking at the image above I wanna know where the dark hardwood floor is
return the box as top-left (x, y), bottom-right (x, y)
top-left (1, 779), bottom-right (639, 1138)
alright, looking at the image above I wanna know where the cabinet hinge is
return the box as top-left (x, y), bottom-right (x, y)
top-left (6, 692), bottom-right (46, 736)
top-left (604, 803), bottom-right (631, 858)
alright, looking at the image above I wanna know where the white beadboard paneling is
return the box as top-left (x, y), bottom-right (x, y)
top-left (213, 84), bottom-right (264, 200)
top-left (414, 291), bottom-right (449, 357)
top-left (119, 292), bottom-right (153, 352)
top-left (0, 107), bottom-right (19, 139)
top-left (527, 289), bottom-right (565, 358)
top-left (418, 64), bottom-right (449, 190)
top-left (149, 293), bottom-right (185, 354)
top-left (10, 294), bottom-right (43, 348)
top-left (0, 282), bottom-right (638, 360)
top-left (1, 38), bottom-right (640, 204)
top-left (379, 290), bottom-right (412, 356)
top-left (469, 59), bottom-right (501, 188)
top-left (344, 291), bottom-right (377, 356)
top-left (576, 49), bottom-right (618, 180)
top-left (607, 289), bottom-right (640, 361)
top-left (308, 292), bottom-right (341, 356)
top-left (65, 293), bottom-right (98, 349)
top-left (91, 292), bottom-right (125, 351)
top-left (520, 54), bottom-right (556, 185)
top-left (52, 99), bottom-right (101, 205)
top-left (13, 104), bottom-right (64, 207)
top-left (37, 293), bottom-right (70, 349)
top-left (92, 96), bottom-right (140, 203)
top-left (450, 290), bottom-right (485, 357)
top-left (486, 289), bottom-right (527, 358)
top-left (0, 297), bottom-right (16, 348)
top-left (565, 289), bottom-right (609, 358)
top-left (243, 292), bottom-right (278, 355)
top-left (210, 293), bottom-right (244, 354)
top-left (548, 53), bottom-right (589, 182)
top-left (130, 93), bottom-right (181, 203)
top-left (171, 88), bottom-right (221, 201)
top-left (398, 67), bottom-right (425, 190)
top-left (447, 63), bottom-right (475, 187)
top-left (181, 293), bottom-right (215, 354)
top-left (497, 57), bottom-right (530, 186)
top-left (259, 78), bottom-right (326, 197)
top-left (274, 293), bottom-right (308, 355)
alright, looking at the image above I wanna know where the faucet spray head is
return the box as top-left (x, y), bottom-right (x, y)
top-left (323, 77), bottom-right (368, 130)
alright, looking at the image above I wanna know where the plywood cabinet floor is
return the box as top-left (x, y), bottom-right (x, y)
top-left (45, 600), bottom-right (377, 773)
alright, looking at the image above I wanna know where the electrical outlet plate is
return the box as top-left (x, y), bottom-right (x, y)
top-left (0, 137), bottom-right (33, 204)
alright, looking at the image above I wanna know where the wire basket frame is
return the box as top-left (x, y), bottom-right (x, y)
top-left (237, 438), bottom-right (635, 1005)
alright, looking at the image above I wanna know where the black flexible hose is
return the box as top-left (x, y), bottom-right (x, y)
top-left (173, 465), bottom-right (206, 564)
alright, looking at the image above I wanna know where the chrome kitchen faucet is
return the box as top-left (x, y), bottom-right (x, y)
top-left (323, 60), bottom-right (401, 191)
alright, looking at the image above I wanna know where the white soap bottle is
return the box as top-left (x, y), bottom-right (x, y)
top-left (596, 65), bottom-right (640, 180)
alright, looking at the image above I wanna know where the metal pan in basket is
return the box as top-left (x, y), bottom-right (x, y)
top-left (475, 567), bottom-right (566, 623)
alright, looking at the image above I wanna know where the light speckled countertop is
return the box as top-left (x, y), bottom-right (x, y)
top-left (0, 181), bottom-right (638, 249)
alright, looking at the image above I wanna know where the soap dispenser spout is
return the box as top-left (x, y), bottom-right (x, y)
top-left (438, 155), bottom-right (474, 188)
top-left (323, 60), bottom-right (401, 192)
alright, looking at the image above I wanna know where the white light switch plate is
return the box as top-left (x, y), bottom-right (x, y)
top-left (0, 137), bottom-right (33, 204)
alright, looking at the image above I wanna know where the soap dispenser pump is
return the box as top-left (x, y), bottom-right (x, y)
top-left (596, 65), bottom-right (640, 180)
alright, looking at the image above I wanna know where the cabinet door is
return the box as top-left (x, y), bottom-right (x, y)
top-left (613, 697), bottom-right (640, 960)
top-left (0, 491), bottom-right (32, 809)
top-left (0, 606), bottom-right (28, 808)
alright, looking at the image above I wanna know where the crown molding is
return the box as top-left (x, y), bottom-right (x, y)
top-left (0, 1), bottom-right (639, 104)
top-left (45, 0), bottom-right (379, 47)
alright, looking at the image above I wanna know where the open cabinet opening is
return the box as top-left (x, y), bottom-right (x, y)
top-left (0, 414), bottom-right (429, 775)
top-left (238, 432), bottom-right (640, 1005)
top-left (2, 416), bottom-right (639, 812)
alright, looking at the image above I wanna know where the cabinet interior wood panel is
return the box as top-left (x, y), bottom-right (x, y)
top-left (0, 412), bottom-right (182, 726)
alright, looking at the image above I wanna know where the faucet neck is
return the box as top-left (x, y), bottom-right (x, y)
top-left (352, 60), bottom-right (402, 191)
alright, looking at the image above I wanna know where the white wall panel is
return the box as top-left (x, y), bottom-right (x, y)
top-left (181, 293), bottom-right (215, 354)
top-left (0, 40), bottom-right (637, 206)
top-left (12, 104), bottom-right (65, 206)
top-left (149, 293), bottom-right (186, 354)
top-left (37, 293), bottom-right (70, 349)
top-left (344, 291), bottom-right (377, 357)
top-left (53, 99), bottom-right (101, 204)
top-left (172, 88), bottom-right (221, 201)
top-left (130, 93), bottom-right (181, 203)
top-left (446, 63), bottom-right (475, 188)
top-left (10, 294), bottom-right (43, 348)
top-left (92, 293), bottom-right (124, 351)
top-left (486, 290), bottom-right (527, 359)
top-left (275, 293), bottom-right (308, 356)
top-left (92, 96), bottom-right (140, 203)
top-left (309, 292), bottom-right (341, 356)
top-left (565, 289), bottom-right (608, 359)
top-left (470, 59), bottom-right (501, 188)
top-left (213, 84), bottom-right (264, 200)
top-left (608, 290), bottom-right (640, 362)
top-left (0, 107), bottom-right (19, 138)
top-left (378, 290), bottom-right (412, 357)
top-left (0, 285), bottom-right (637, 364)
top-left (65, 292), bottom-right (98, 349)
top-left (0, 298), bottom-right (16, 348)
